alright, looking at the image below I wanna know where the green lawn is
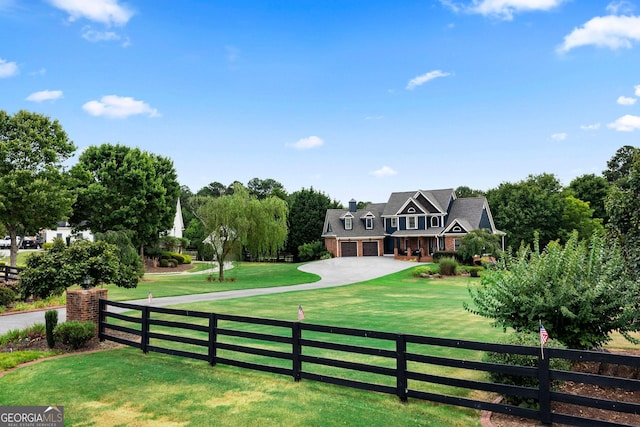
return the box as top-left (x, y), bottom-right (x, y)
top-left (101, 261), bottom-right (321, 301)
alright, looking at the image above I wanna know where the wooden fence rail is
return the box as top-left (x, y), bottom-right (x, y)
top-left (99, 299), bottom-right (640, 427)
top-left (0, 265), bottom-right (22, 282)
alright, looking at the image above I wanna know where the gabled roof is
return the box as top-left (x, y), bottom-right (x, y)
top-left (322, 203), bottom-right (386, 239)
top-left (382, 189), bottom-right (454, 216)
top-left (444, 197), bottom-right (496, 233)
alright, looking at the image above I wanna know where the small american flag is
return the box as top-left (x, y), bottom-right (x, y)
top-left (540, 321), bottom-right (549, 345)
top-left (298, 305), bottom-right (305, 321)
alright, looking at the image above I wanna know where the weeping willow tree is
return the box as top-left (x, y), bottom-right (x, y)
top-left (465, 232), bottom-right (640, 349)
top-left (194, 183), bottom-right (288, 281)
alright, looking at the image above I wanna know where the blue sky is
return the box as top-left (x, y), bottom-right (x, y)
top-left (2, 0), bottom-right (640, 205)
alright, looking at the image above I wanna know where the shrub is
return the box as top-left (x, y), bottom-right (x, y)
top-left (0, 287), bottom-right (16, 307)
top-left (159, 258), bottom-right (169, 267)
top-left (181, 254), bottom-right (192, 264)
top-left (433, 251), bottom-right (463, 263)
top-left (412, 265), bottom-right (438, 277)
top-left (162, 251), bottom-right (186, 264)
top-left (468, 266), bottom-right (484, 277)
top-left (483, 332), bottom-right (570, 407)
top-left (42, 242), bottom-right (55, 250)
top-left (438, 257), bottom-right (458, 276)
top-left (298, 241), bottom-right (329, 262)
top-left (53, 321), bottom-right (95, 350)
top-left (45, 310), bottom-right (58, 348)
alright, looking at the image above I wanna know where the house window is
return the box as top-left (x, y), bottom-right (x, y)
top-left (431, 217), bottom-right (439, 227)
top-left (452, 226), bottom-right (462, 232)
top-left (454, 239), bottom-right (461, 251)
top-left (345, 217), bottom-right (352, 230)
top-left (408, 207), bottom-right (416, 213)
top-left (390, 218), bottom-right (397, 228)
top-left (365, 217), bottom-right (373, 230)
top-left (56, 233), bottom-right (62, 239)
top-left (407, 216), bottom-right (417, 229)
top-left (438, 238), bottom-right (445, 251)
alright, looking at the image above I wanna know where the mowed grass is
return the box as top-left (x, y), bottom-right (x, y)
top-left (103, 262), bottom-right (321, 301)
top-left (0, 348), bottom-right (480, 426)
top-left (0, 268), bottom-right (490, 426)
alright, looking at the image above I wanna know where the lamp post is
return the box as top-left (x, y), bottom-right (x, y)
top-left (82, 275), bottom-right (91, 290)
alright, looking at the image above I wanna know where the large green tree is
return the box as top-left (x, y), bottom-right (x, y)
top-left (0, 110), bottom-right (76, 267)
top-left (286, 187), bottom-right (342, 259)
top-left (485, 173), bottom-right (564, 249)
top-left (465, 232), bottom-right (640, 349)
top-left (70, 144), bottom-right (180, 257)
top-left (247, 177), bottom-right (287, 200)
top-left (560, 195), bottom-right (603, 242)
top-left (567, 173), bottom-right (610, 222)
top-left (603, 145), bottom-right (640, 185)
top-left (606, 147), bottom-right (640, 280)
top-left (194, 184), bottom-right (288, 280)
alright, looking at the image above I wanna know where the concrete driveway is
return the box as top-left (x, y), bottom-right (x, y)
top-left (0, 257), bottom-right (418, 334)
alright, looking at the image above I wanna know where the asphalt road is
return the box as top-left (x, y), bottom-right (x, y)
top-left (0, 257), bottom-right (418, 334)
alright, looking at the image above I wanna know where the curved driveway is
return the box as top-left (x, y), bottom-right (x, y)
top-left (0, 257), bottom-right (418, 334)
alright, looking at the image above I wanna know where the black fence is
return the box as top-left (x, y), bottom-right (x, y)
top-left (99, 299), bottom-right (640, 427)
top-left (0, 265), bottom-right (22, 282)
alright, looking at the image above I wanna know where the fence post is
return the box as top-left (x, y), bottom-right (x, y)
top-left (396, 334), bottom-right (408, 403)
top-left (208, 313), bottom-right (217, 366)
top-left (141, 306), bottom-right (150, 354)
top-left (98, 299), bottom-right (106, 342)
top-left (292, 322), bottom-right (302, 382)
top-left (538, 349), bottom-right (552, 426)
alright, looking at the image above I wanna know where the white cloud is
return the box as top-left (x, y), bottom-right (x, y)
top-left (558, 15), bottom-right (640, 53)
top-left (406, 70), bottom-right (451, 90)
top-left (635, 84), bottom-right (640, 96)
top-left (442, 0), bottom-right (566, 20)
top-left (82, 27), bottom-right (120, 42)
top-left (0, 58), bottom-right (18, 78)
top-left (82, 95), bottom-right (160, 119)
top-left (29, 68), bottom-right (47, 76)
top-left (608, 114), bottom-right (640, 131)
top-left (364, 115), bottom-right (384, 120)
top-left (289, 136), bottom-right (324, 150)
top-left (617, 95), bottom-right (637, 105)
top-left (580, 123), bottom-right (601, 131)
top-left (48, 0), bottom-right (134, 26)
top-left (26, 90), bottom-right (63, 102)
top-left (370, 166), bottom-right (398, 177)
top-left (606, 1), bottom-right (635, 15)
top-left (551, 132), bottom-right (568, 141)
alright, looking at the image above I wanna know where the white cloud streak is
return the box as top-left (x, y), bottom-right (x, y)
top-left (26, 90), bottom-right (63, 102)
top-left (580, 123), bottom-right (601, 131)
top-left (289, 136), bottom-right (324, 150)
top-left (441, 0), bottom-right (566, 20)
top-left (406, 70), bottom-right (451, 90)
top-left (0, 58), bottom-right (18, 78)
top-left (635, 84), bottom-right (640, 96)
top-left (48, 0), bottom-right (134, 26)
top-left (370, 166), bottom-right (398, 177)
top-left (82, 95), bottom-right (159, 119)
top-left (608, 114), bottom-right (640, 131)
top-left (551, 132), bottom-right (568, 141)
top-left (558, 14), bottom-right (640, 53)
top-left (617, 95), bottom-right (637, 105)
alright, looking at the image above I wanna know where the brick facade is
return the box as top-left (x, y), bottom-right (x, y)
top-left (66, 288), bottom-right (108, 331)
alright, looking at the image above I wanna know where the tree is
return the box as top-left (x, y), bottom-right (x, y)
top-left (196, 181), bottom-right (227, 198)
top-left (465, 232), bottom-right (640, 349)
top-left (0, 110), bottom-right (76, 267)
top-left (19, 238), bottom-right (139, 300)
top-left (70, 144), bottom-right (180, 257)
top-left (247, 178), bottom-right (287, 200)
top-left (455, 186), bottom-right (485, 198)
top-left (286, 187), bottom-right (342, 259)
top-left (95, 230), bottom-right (145, 287)
top-left (457, 229), bottom-right (501, 262)
top-left (606, 150), bottom-right (640, 280)
top-left (560, 195), bottom-right (603, 241)
top-left (567, 174), bottom-right (610, 222)
top-left (194, 184), bottom-right (288, 281)
top-left (485, 173), bottom-right (564, 249)
top-left (603, 145), bottom-right (640, 185)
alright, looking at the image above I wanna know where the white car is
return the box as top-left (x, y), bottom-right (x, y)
top-left (0, 236), bottom-right (20, 249)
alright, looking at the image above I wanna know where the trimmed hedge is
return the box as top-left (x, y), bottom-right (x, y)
top-left (0, 287), bottom-right (16, 307)
top-left (53, 321), bottom-right (95, 350)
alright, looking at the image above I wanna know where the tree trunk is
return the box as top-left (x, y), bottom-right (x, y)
top-left (218, 257), bottom-right (225, 281)
top-left (8, 227), bottom-right (18, 268)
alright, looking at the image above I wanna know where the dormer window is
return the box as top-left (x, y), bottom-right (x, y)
top-left (408, 207), bottom-right (416, 213)
top-left (452, 225), bottom-right (462, 232)
top-left (345, 217), bottom-right (353, 230)
top-left (365, 217), bottom-right (373, 230)
top-left (431, 217), bottom-right (439, 227)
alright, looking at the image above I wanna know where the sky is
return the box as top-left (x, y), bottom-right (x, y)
top-left (1, 0), bottom-right (640, 205)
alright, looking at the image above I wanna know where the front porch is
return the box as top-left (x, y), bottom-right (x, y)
top-left (390, 235), bottom-right (443, 262)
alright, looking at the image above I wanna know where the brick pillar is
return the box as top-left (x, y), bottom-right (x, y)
top-left (66, 288), bottom-right (108, 331)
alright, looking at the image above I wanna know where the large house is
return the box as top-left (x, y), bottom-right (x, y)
top-left (322, 189), bottom-right (505, 260)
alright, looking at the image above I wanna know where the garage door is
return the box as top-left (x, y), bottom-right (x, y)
top-left (362, 241), bottom-right (378, 256)
top-left (340, 242), bottom-right (357, 257)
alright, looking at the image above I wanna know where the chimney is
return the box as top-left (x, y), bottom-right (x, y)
top-left (349, 199), bottom-right (357, 212)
